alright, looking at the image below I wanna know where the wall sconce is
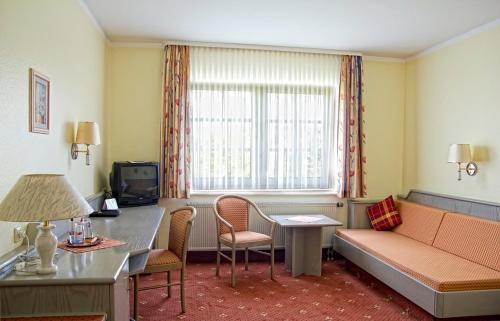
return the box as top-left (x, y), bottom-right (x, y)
top-left (447, 144), bottom-right (478, 181)
top-left (71, 122), bottom-right (101, 166)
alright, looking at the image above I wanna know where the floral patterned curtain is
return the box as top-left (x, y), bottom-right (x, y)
top-left (336, 55), bottom-right (366, 198)
top-left (161, 45), bottom-right (191, 198)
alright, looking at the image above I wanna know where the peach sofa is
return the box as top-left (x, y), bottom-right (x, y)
top-left (335, 195), bottom-right (500, 318)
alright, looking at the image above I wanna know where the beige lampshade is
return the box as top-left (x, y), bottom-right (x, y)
top-left (0, 174), bottom-right (93, 222)
top-left (448, 144), bottom-right (472, 163)
top-left (75, 121), bottom-right (101, 145)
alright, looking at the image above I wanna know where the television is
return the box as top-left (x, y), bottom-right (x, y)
top-left (110, 161), bottom-right (160, 206)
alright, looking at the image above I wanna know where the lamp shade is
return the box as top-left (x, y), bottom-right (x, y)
top-left (75, 121), bottom-right (101, 145)
top-left (448, 144), bottom-right (472, 163)
top-left (0, 174), bottom-right (93, 222)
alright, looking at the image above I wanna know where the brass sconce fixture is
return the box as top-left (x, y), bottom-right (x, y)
top-left (447, 144), bottom-right (478, 181)
top-left (71, 122), bottom-right (101, 166)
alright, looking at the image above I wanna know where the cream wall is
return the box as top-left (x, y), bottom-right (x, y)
top-left (363, 60), bottom-right (406, 199)
top-left (105, 47), bottom-right (163, 174)
top-left (403, 25), bottom-right (500, 202)
top-left (0, 0), bottom-right (107, 256)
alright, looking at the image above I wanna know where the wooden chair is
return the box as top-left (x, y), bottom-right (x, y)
top-left (133, 206), bottom-right (196, 318)
top-left (213, 195), bottom-right (277, 287)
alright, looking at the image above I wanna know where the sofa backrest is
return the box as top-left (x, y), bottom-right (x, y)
top-left (405, 189), bottom-right (500, 222)
top-left (393, 200), bottom-right (446, 245)
top-left (433, 212), bottom-right (500, 271)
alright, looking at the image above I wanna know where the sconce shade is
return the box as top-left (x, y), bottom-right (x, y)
top-left (0, 174), bottom-right (93, 222)
top-left (75, 122), bottom-right (101, 145)
top-left (448, 144), bottom-right (472, 163)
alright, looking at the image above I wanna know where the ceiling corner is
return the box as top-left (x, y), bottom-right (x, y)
top-left (77, 0), bottom-right (108, 40)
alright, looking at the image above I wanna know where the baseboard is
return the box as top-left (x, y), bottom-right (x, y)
top-left (187, 248), bottom-right (335, 263)
top-left (86, 191), bottom-right (105, 211)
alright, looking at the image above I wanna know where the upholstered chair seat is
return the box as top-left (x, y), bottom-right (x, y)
top-left (220, 231), bottom-right (272, 247)
top-left (145, 249), bottom-right (182, 270)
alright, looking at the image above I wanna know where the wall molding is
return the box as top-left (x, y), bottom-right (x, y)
top-left (407, 17), bottom-right (500, 61)
top-left (109, 42), bottom-right (164, 49)
top-left (110, 40), bottom-right (364, 56)
top-left (364, 56), bottom-right (405, 63)
top-left (77, 0), bottom-right (107, 40)
top-left (103, 41), bottom-right (410, 63)
top-left (163, 40), bottom-right (363, 56)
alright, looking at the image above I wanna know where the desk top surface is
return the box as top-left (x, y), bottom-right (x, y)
top-left (0, 205), bottom-right (164, 286)
top-left (270, 214), bottom-right (343, 227)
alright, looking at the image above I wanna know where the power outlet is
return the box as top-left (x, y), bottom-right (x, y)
top-left (13, 226), bottom-right (25, 243)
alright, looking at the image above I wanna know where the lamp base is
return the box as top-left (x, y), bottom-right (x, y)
top-left (35, 222), bottom-right (58, 274)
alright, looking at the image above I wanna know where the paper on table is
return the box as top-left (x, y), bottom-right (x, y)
top-left (285, 215), bottom-right (323, 223)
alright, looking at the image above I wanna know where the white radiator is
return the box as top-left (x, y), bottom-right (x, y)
top-left (187, 202), bottom-right (339, 250)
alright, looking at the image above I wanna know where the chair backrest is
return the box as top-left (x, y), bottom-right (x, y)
top-left (168, 206), bottom-right (197, 260)
top-left (214, 195), bottom-right (250, 235)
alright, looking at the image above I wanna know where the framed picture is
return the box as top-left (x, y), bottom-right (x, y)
top-left (29, 68), bottom-right (50, 134)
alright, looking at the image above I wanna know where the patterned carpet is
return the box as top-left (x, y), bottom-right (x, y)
top-left (133, 260), bottom-right (498, 321)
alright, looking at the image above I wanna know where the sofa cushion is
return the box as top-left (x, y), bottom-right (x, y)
top-left (433, 212), bottom-right (500, 271)
top-left (366, 196), bottom-right (402, 231)
top-left (336, 229), bottom-right (500, 291)
top-left (393, 200), bottom-right (446, 245)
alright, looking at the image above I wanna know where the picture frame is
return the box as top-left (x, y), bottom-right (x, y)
top-left (29, 68), bottom-right (50, 134)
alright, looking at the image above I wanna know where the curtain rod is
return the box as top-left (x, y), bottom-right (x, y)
top-left (163, 40), bottom-right (362, 56)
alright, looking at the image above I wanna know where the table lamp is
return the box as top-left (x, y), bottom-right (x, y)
top-left (0, 174), bottom-right (93, 274)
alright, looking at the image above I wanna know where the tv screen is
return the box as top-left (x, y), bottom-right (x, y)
top-left (110, 162), bottom-right (159, 206)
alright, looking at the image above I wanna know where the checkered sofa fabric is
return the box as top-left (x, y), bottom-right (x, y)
top-left (366, 195), bottom-right (402, 231)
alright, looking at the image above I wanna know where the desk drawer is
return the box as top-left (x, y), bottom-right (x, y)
top-left (0, 284), bottom-right (110, 316)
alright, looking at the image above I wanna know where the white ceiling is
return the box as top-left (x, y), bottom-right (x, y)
top-left (83, 0), bottom-right (500, 58)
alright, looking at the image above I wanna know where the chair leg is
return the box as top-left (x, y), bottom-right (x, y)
top-left (216, 240), bottom-right (221, 277)
top-left (167, 271), bottom-right (172, 298)
top-left (180, 268), bottom-right (186, 313)
top-left (231, 246), bottom-right (236, 287)
top-left (245, 247), bottom-right (249, 271)
top-left (133, 274), bottom-right (139, 320)
top-left (270, 242), bottom-right (275, 281)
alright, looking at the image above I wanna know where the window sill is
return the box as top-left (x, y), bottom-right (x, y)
top-left (191, 190), bottom-right (339, 196)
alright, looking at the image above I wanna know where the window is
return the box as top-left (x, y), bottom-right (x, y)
top-left (190, 47), bottom-right (340, 191)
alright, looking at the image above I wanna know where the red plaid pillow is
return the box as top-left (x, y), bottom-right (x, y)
top-left (366, 196), bottom-right (402, 231)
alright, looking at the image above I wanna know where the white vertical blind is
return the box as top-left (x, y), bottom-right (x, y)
top-left (190, 47), bottom-right (340, 191)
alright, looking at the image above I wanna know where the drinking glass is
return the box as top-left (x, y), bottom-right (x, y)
top-left (69, 220), bottom-right (85, 244)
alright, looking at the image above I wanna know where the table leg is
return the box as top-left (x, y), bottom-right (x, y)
top-left (285, 227), bottom-right (323, 277)
top-left (302, 227), bottom-right (323, 276)
top-left (285, 228), bottom-right (293, 273)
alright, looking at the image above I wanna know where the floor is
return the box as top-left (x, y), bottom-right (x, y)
top-left (133, 260), bottom-right (498, 321)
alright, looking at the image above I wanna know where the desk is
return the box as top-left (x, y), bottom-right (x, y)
top-left (270, 215), bottom-right (342, 277)
top-left (0, 206), bottom-right (164, 321)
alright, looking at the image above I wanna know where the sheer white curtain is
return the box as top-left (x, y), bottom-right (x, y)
top-left (189, 47), bottom-right (340, 191)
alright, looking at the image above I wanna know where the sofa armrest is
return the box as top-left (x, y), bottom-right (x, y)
top-left (347, 200), bottom-right (378, 229)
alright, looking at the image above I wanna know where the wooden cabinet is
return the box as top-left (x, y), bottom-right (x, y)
top-left (0, 264), bottom-right (129, 321)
